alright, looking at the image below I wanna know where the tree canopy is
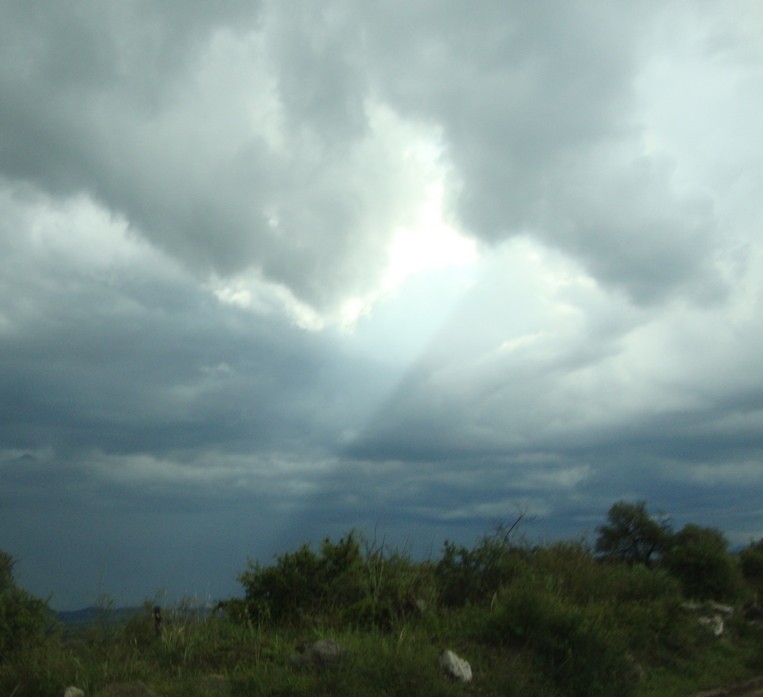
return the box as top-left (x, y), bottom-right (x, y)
top-left (594, 500), bottom-right (671, 567)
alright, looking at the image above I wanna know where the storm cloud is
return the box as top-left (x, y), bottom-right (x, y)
top-left (1, 0), bottom-right (762, 609)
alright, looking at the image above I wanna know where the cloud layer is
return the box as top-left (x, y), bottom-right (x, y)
top-left (1, 0), bottom-right (762, 608)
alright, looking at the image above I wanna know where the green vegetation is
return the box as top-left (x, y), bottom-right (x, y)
top-left (0, 551), bottom-right (52, 658)
top-left (594, 500), bottom-right (671, 567)
top-left (740, 538), bottom-right (763, 596)
top-left (2, 502), bottom-right (763, 697)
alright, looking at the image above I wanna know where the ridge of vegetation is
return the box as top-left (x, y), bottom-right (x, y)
top-left (2, 501), bottom-right (762, 696)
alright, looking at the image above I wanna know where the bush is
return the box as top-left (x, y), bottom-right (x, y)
top-left (740, 539), bottom-right (763, 594)
top-left (234, 532), bottom-right (433, 630)
top-left (237, 533), bottom-right (364, 625)
top-left (0, 551), bottom-right (61, 697)
top-left (347, 545), bottom-right (435, 630)
top-left (435, 529), bottom-right (528, 608)
top-left (663, 525), bottom-right (744, 601)
top-left (482, 583), bottom-right (635, 697)
top-left (530, 540), bottom-right (684, 611)
top-left (0, 551), bottom-right (53, 657)
top-left (529, 541), bottom-right (603, 604)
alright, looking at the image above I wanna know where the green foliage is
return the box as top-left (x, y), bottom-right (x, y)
top-left (483, 584), bottom-right (636, 697)
top-left (0, 551), bottom-right (13, 593)
top-left (595, 500), bottom-right (671, 566)
top-left (740, 538), bottom-right (763, 593)
top-left (0, 551), bottom-right (53, 657)
top-left (234, 531), bottom-right (433, 630)
top-left (298, 631), bottom-right (463, 697)
top-left (663, 524), bottom-right (744, 601)
top-left (435, 520), bottom-right (529, 608)
top-left (0, 551), bottom-right (61, 696)
top-left (349, 543), bottom-right (435, 630)
top-left (238, 536), bottom-right (353, 624)
top-left (0, 588), bottom-right (52, 656)
top-left (543, 542), bottom-right (679, 604)
top-left (516, 543), bottom-right (698, 664)
top-left (4, 502), bottom-right (763, 697)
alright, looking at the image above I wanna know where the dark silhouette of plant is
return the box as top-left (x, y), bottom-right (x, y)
top-left (237, 534), bottom-right (362, 625)
top-left (740, 538), bottom-right (763, 600)
top-left (595, 501), bottom-right (671, 567)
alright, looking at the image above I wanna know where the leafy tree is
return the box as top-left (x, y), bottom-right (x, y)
top-left (595, 501), bottom-right (671, 567)
top-left (663, 524), bottom-right (744, 601)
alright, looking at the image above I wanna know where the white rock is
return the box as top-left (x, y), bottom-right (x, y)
top-left (439, 649), bottom-right (473, 682)
top-left (310, 638), bottom-right (346, 664)
top-left (290, 638), bottom-right (347, 668)
top-left (60, 688), bottom-right (85, 697)
top-left (708, 602), bottom-right (734, 617)
top-left (698, 614), bottom-right (724, 636)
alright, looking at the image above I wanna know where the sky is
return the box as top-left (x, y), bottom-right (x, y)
top-left (1, 1), bottom-right (763, 611)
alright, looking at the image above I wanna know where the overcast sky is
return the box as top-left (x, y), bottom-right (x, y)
top-left (2, 0), bottom-right (763, 610)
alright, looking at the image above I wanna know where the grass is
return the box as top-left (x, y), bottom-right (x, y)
top-left (2, 525), bottom-right (763, 697)
top-left (5, 597), bottom-right (760, 696)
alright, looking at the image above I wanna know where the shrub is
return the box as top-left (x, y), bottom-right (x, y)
top-left (234, 532), bottom-right (433, 630)
top-left (0, 551), bottom-right (53, 657)
top-left (482, 583), bottom-right (635, 697)
top-left (529, 540), bottom-right (603, 604)
top-left (603, 561), bottom-right (682, 604)
top-left (435, 530), bottom-right (528, 607)
top-left (237, 533), bottom-right (365, 625)
top-left (663, 525), bottom-right (744, 601)
top-left (0, 551), bottom-right (61, 697)
top-left (346, 545), bottom-right (435, 630)
top-left (740, 539), bottom-right (763, 594)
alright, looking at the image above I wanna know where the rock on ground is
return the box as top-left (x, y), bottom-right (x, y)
top-left (290, 638), bottom-right (347, 668)
top-left (439, 649), bottom-right (473, 682)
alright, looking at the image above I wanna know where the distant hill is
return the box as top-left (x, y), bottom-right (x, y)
top-left (55, 604), bottom-right (212, 629)
top-left (56, 606), bottom-right (144, 628)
